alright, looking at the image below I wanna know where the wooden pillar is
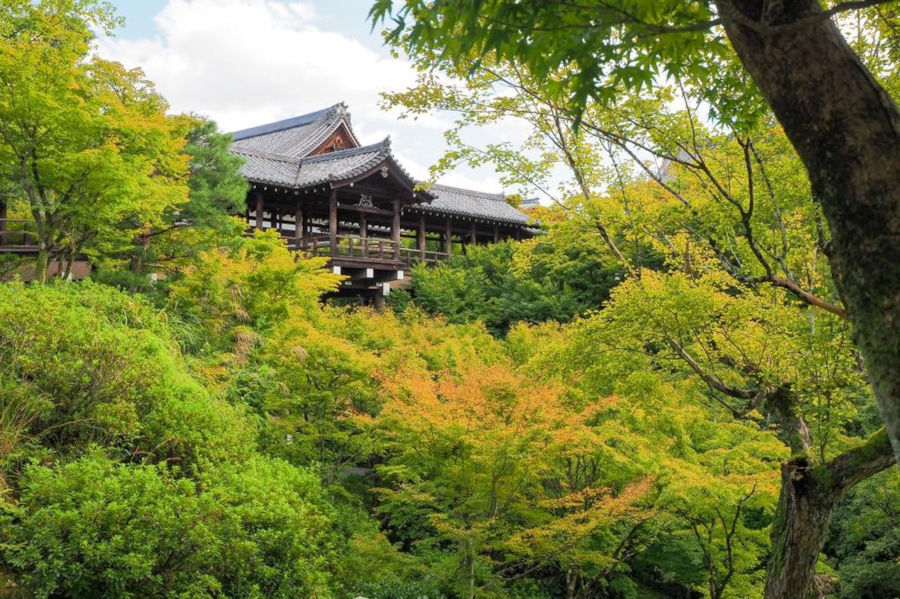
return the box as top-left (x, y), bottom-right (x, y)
top-left (359, 213), bottom-right (367, 239)
top-left (444, 219), bottom-right (453, 255)
top-left (329, 189), bottom-right (338, 254)
top-left (0, 198), bottom-right (6, 235)
top-left (470, 222), bottom-right (477, 245)
top-left (417, 215), bottom-right (426, 260)
top-left (391, 199), bottom-right (401, 259)
top-left (493, 226), bottom-right (499, 243)
top-left (254, 191), bottom-right (264, 230)
top-left (294, 201), bottom-right (304, 248)
top-left (515, 228), bottom-right (522, 241)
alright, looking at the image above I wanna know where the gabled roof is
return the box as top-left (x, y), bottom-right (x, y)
top-left (230, 104), bottom-right (532, 227)
top-left (409, 184), bottom-right (529, 225)
top-left (233, 137), bottom-right (425, 193)
top-left (231, 103), bottom-right (358, 158)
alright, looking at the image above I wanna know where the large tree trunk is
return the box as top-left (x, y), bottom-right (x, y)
top-left (765, 430), bottom-right (895, 598)
top-left (715, 1), bottom-right (900, 463)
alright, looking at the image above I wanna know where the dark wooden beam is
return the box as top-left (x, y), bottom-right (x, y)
top-left (391, 199), bottom-right (401, 260)
top-left (295, 201), bottom-right (304, 246)
top-left (417, 215), bottom-right (426, 261)
top-left (329, 189), bottom-right (338, 254)
top-left (444, 219), bottom-right (453, 255)
top-left (255, 191), bottom-right (264, 230)
top-left (337, 203), bottom-right (394, 217)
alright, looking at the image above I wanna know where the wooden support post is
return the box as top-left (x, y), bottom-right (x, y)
top-left (444, 219), bottom-right (453, 255)
top-left (359, 212), bottom-right (368, 256)
top-left (470, 222), bottom-right (477, 245)
top-left (391, 199), bottom-right (401, 259)
top-left (515, 228), bottom-right (522, 241)
top-left (294, 201), bottom-right (304, 248)
top-left (329, 189), bottom-right (338, 255)
top-left (417, 216), bottom-right (426, 261)
top-left (254, 191), bottom-right (264, 230)
top-left (0, 198), bottom-right (6, 236)
top-left (493, 227), bottom-right (499, 243)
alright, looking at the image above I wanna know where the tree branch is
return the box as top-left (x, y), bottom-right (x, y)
top-left (823, 428), bottom-right (896, 499)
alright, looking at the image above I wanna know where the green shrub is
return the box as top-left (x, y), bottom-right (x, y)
top-left (2, 453), bottom-right (340, 598)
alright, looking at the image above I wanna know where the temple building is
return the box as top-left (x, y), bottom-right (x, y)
top-left (230, 103), bottom-right (534, 302)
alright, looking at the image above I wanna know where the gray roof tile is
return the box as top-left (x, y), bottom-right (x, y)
top-left (234, 138), bottom-right (421, 190)
top-left (231, 103), bottom-right (357, 158)
top-left (409, 184), bottom-right (529, 225)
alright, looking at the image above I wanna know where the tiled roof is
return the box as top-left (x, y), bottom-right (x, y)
top-left (233, 138), bottom-right (423, 190)
top-left (231, 103), bottom-right (357, 158)
top-left (230, 105), bottom-right (532, 226)
top-left (408, 184), bottom-right (530, 225)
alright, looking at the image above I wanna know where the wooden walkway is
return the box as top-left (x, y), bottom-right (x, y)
top-left (0, 219), bottom-right (39, 254)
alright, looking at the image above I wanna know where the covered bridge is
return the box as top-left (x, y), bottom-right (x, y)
top-left (230, 103), bottom-right (534, 301)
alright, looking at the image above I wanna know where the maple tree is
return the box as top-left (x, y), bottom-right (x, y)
top-left (0, 0), bottom-right (189, 281)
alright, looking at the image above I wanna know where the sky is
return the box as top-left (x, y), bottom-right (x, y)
top-left (99, 0), bottom-right (521, 191)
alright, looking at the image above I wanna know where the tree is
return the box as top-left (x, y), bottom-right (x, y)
top-left (0, 0), bottom-right (188, 281)
top-left (369, 0), bottom-right (900, 504)
top-left (411, 235), bottom-right (625, 335)
top-left (128, 118), bottom-right (249, 275)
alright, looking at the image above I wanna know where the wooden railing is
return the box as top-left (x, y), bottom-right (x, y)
top-left (259, 229), bottom-right (454, 266)
top-left (399, 247), bottom-right (450, 265)
top-left (299, 234), bottom-right (401, 261)
top-left (0, 219), bottom-right (39, 252)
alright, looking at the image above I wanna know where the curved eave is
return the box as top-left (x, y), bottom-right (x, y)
top-left (330, 155), bottom-right (433, 201)
top-left (404, 203), bottom-right (532, 227)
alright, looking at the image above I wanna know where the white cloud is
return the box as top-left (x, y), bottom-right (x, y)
top-left (95, 0), bottom-right (513, 188)
top-left (96, 0), bottom-right (539, 193)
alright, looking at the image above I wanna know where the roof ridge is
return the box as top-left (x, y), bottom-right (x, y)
top-left (230, 102), bottom-right (345, 141)
top-left (232, 147), bottom-right (302, 164)
top-left (431, 183), bottom-right (507, 201)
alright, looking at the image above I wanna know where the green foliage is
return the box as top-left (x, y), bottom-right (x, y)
top-left (1, 453), bottom-right (339, 598)
top-left (0, 282), bottom-right (254, 469)
top-left (371, 0), bottom-right (769, 133)
top-left (130, 118), bottom-right (249, 274)
top-left (412, 237), bottom-right (622, 334)
top-left (825, 468), bottom-right (900, 599)
top-left (167, 231), bottom-right (341, 345)
top-left (0, 0), bottom-right (189, 281)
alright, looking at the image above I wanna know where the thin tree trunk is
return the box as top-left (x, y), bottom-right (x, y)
top-left (765, 430), bottom-right (895, 598)
top-left (716, 0), bottom-right (900, 463)
top-left (34, 246), bottom-right (49, 284)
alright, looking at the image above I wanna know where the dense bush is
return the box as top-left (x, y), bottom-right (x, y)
top-left (411, 237), bottom-right (624, 335)
top-left (2, 454), bottom-right (339, 598)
